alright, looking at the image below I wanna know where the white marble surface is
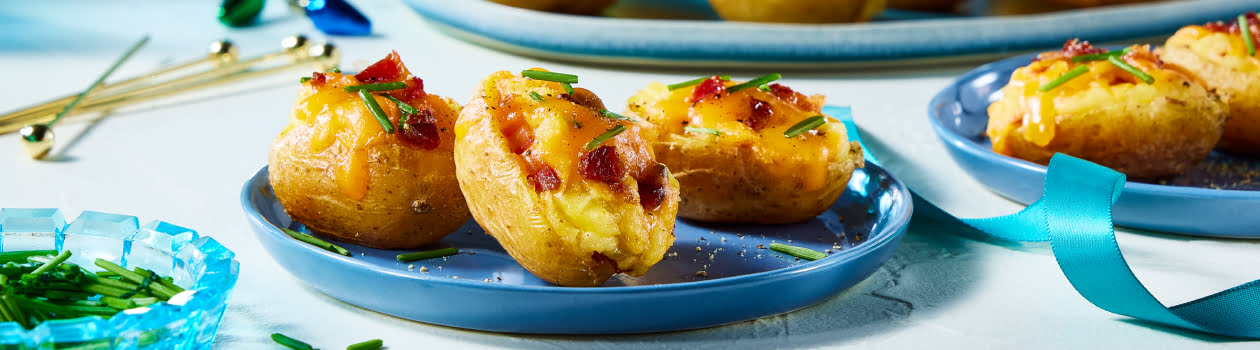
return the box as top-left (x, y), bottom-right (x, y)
top-left (1, 1), bottom-right (1257, 349)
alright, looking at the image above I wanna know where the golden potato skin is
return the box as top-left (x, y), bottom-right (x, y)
top-left (269, 53), bottom-right (470, 249)
top-left (987, 43), bottom-right (1228, 180)
top-left (1161, 21), bottom-right (1260, 155)
top-left (454, 70), bottom-right (679, 287)
top-left (708, 0), bottom-right (885, 23)
top-left (488, 0), bottom-right (617, 15)
top-left (628, 77), bottom-right (864, 224)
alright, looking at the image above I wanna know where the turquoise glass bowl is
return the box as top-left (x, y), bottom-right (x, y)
top-left (0, 209), bottom-right (239, 349)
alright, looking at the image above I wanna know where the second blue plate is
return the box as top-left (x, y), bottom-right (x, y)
top-left (929, 53), bottom-right (1260, 238)
top-left (242, 161), bottom-right (912, 334)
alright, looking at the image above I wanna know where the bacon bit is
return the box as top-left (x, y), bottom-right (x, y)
top-left (579, 145), bottom-right (624, 185)
top-left (1205, 12), bottom-right (1258, 36)
top-left (500, 114), bottom-right (533, 155)
top-left (399, 108), bottom-right (441, 150)
top-left (768, 83), bottom-right (814, 111)
top-left (1059, 39), bottom-right (1107, 59)
top-left (636, 162), bottom-right (669, 210)
top-left (690, 76), bottom-right (726, 103)
top-left (527, 163), bottom-right (561, 192)
top-left (562, 88), bottom-right (606, 111)
top-left (391, 77), bottom-right (426, 102)
top-left (591, 252), bottom-right (622, 274)
top-left (309, 72), bottom-right (328, 87)
top-left (744, 98), bottom-right (773, 131)
top-left (355, 51), bottom-right (406, 83)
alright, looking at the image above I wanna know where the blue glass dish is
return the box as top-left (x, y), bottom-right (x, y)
top-left (242, 161), bottom-right (912, 334)
top-left (928, 52), bottom-right (1260, 238)
top-left (0, 209), bottom-right (239, 349)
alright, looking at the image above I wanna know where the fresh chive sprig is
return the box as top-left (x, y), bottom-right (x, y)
top-left (1107, 56), bottom-right (1154, 84)
top-left (684, 126), bottom-right (721, 135)
top-left (1071, 48), bottom-right (1129, 63)
top-left (344, 82), bottom-right (407, 93)
top-left (601, 110), bottom-right (635, 121)
top-left (521, 70), bottom-right (579, 84)
top-left (396, 247), bottom-right (459, 262)
top-left (585, 125), bottom-right (626, 150)
top-left (299, 76), bottom-right (311, 83)
top-left (348, 339), bottom-right (385, 350)
top-left (769, 243), bottom-right (827, 261)
top-left (727, 73), bottom-right (781, 93)
top-left (1242, 15), bottom-right (1256, 56)
top-left (358, 90), bottom-right (396, 134)
top-left (784, 115), bottom-right (826, 138)
top-left (1038, 65), bottom-right (1091, 92)
top-left (271, 333), bottom-right (314, 350)
top-left (562, 82), bottom-right (575, 95)
top-left (282, 228), bottom-right (351, 257)
top-left (385, 95), bottom-right (419, 115)
top-left (529, 91), bottom-right (545, 102)
top-left (667, 75), bottom-right (731, 90)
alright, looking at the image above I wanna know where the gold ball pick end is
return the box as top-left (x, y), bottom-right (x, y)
top-left (281, 34), bottom-right (311, 53)
top-left (309, 43), bottom-right (340, 71)
top-left (208, 40), bottom-right (239, 63)
top-left (18, 124), bottom-right (54, 160)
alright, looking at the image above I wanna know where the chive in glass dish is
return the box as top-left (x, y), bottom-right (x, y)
top-left (0, 209), bottom-right (239, 349)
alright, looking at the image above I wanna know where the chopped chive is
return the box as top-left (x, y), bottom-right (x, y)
top-left (282, 228), bottom-right (352, 257)
top-left (2, 296), bottom-right (27, 329)
top-left (1038, 65), bottom-right (1091, 92)
top-left (94, 259), bottom-right (177, 299)
top-left (347, 339), bottom-right (384, 350)
top-left (396, 247), bottom-right (459, 262)
top-left (585, 125), bottom-right (626, 150)
top-left (520, 70), bottom-right (579, 84)
top-left (29, 250), bottom-right (71, 276)
top-left (271, 333), bottom-right (314, 350)
top-left (300, 76), bottom-right (311, 83)
top-left (684, 126), bottom-right (721, 135)
top-left (529, 91), bottom-right (545, 102)
top-left (358, 90), bottom-right (396, 134)
top-left (758, 84), bottom-right (771, 92)
top-left (329, 68), bottom-right (341, 73)
top-left (100, 296), bottom-right (137, 310)
top-left (385, 95), bottom-right (419, 115)
top-left (133, 268), bottom-right (185, 294)
top-left (769, 243), bottom-right (827, 261)
top-left (600, 110), bottom-right (635, 121)
top-left (1242, 15), bottom-right (1256, 56)
top-left (1107, 55), bottom-right (1154, 84)
top-left (344, 82), bottom-right (407, 93)
top-left (0, 250), bottom-right (57, 264)
top-left (562, 82), bottom-right (575, 95)
top-left (727, 73), bottom-right (782, 93)
top-left (667, 75), bottom-right (731, 90)
top-left (1071, 48), bottom-right (1129, 62)
top-left (784, 115), bottom-right (826, 138)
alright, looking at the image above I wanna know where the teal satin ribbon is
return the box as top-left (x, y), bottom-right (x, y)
top-left (826, 106), bottom-right (1260, 339)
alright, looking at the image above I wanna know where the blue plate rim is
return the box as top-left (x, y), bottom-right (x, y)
top-left (928, 52), bottom-right (1260, 201)
top-left (240, 162), bottom-right (914, 293)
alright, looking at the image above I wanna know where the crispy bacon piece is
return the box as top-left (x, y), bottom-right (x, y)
top-left (636, 162), bottom-right (669, 210)
top-left (1059, 39), bottom-right (1107, 59)
top-left (579, 145), bottom-right (624, 185)
top-left (500, 113), bottom-right (533, 155)
top-left (527, 163), bottom-right (561, 192)
top-left (355, 51), bottom-right (406, 83)
top-left (309, 72), bottom-right (328, 87)
top-left (391, 77), bottom-right (426, 101)
top-left (690, 76), bottom-right (726, 103)
top-left (1204, 12), bottom-right (1260, 45)
top-left (399, 108), bottom-right (440, 150)
top-left (744, 98), bottom-right (773, 131)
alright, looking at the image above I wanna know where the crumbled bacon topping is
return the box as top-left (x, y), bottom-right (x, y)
top-left (636, 163), bottom-right (669, 210)
top-left (1059, 39), bottom-right (1107, 59)
top-left (1204, 12), bottom-right (1259, 47)
top-left (355, 51), bottom-right (406, 83)
top-left (309, 72), bottom-right (328, 87)
top-left (690, 76), bottom-right (726, 103)
top-left (399, 108), bottom-right (440, 150)
top-left (744, 98), bottom-right (772, 131)
top-left (527, 163), bottom-right (561, 192)
top-left (578, 145), bottom-right (624, 185)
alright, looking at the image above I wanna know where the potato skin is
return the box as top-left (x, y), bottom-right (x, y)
top-left (1161, 24), bottom-right (1260, 155)
top-left (707, 0), bottom-right (885, 23)
top-left (987, 44), bottom-right (1227, 180)
top-left (455, 71), bottom-right (679, 287)
top-left (629, 79), bottom-right (864, 224)
top-left (269, 54), bottom-right (470, 249)
top-left (488, 0), bottom-right (617, 15)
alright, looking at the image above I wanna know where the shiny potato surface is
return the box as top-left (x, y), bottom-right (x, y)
top-left (627, 76), bottom-right (864, 224)
top-left (1160, 16), bottom-right (1260, 155)
top-left (707, 0), bottom-right (885, 23)
top-left (987, 41), bottom-right (1228, 180)
top-left (269, 52), bottom-right (470, 249)
top-left (454, 70), bottom-right (680, 287)
top-left (488, 0), bottom-right (617, 15)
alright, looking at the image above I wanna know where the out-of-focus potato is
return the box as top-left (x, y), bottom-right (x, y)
top-left (1160, 14), bottom-right (1260, 155)
top-left (627, 75), bottom-right (864, 224)
top-left (269, 52), bottom-right (470, 249)
top-left (887, 0), bottom-right (963, 12)
top-left (488, 0), bottom-right (618, 15)
top-left (1045, 0), bottom-right (1160, 8)
top-left (454, 70), bottom-right (680, 287)
top-left (707, 0), bottom-right (885, 23)
top-left (987, 41), bottom-right (1228, 180)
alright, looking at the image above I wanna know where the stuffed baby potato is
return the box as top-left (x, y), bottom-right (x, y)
top-left (987, 40), bottom-right (1228, 180)
top-left (707, 0), bottom-right (885, 23)
top-left (1160, 13), bottom-right (1260, 155)
top-left (627, 74), bottom-right (864, 224)
top-left (454, 69), bottom-right (680, 287)
top-left (269, 52), bottom-right (470, 249)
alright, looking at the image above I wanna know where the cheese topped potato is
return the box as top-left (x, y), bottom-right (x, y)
top-left (269, 52), bottom-right (470, 249)
top-left (628, 74), bottom-right (864, 224)
top-left (454, 70), bottom-right (680, 287)
top-left (987, 40), bottom-right (1228, 180)
top-left (1160, 13), bottom-right (1260, 155)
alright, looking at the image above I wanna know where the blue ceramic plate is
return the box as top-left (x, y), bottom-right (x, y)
top-left (402, 0), bottom-right (1253, 68)
top-left (929, 53), bottom-right (1260, 238)
top-left (241, 162), bottom-right (911, 334)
